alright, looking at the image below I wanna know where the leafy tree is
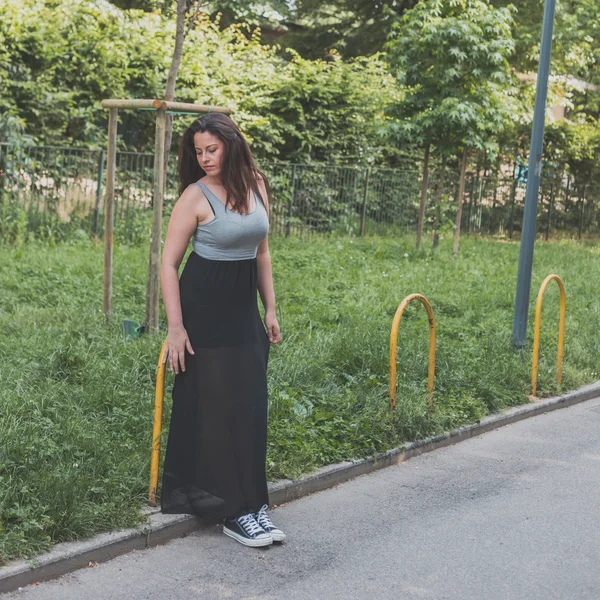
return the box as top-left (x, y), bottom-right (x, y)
top-left (107, 0), bottom-right (294, 34)
top-left (492, 0), bottom-right (600, 82)
top-left (385, 0), bottom-right (516, 253)
top-left (264, 50), bottom-right (402, 164)
top-left (278, 0), bottom-right (418, 59)
top-left (202, 0), bottom-right (292, 28)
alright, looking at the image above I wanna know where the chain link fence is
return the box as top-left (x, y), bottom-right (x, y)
top-left (1, 143), bottom-right (598, 243)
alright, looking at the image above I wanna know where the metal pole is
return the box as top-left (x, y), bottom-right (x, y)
top-left (508, 163), bottom-right (518, 239)
top-left (545, 182), bottom-right (554, 240)
top-left (578, 184), bottom-right (586, 239)
top-left (286, 164), bottom-right (296, 237)
top-left (491, 173), bottom-right (498, 233)
top-left (360, 167), bottom-right (370, 236)
top-left (467, 175), bottom-right (475, 233)
top-left (511, 0), bottom-right (556, 347)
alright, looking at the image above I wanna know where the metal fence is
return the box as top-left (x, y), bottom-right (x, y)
top-left (1, 143), bottom-right (599, 243)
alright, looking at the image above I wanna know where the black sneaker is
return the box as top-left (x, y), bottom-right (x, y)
top-left (223, 513), bottom-right (273, 547)
top-left (255, 504), bottom-right (286, 542)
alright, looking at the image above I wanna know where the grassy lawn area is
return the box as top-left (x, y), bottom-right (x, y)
top-left (1, 234), bottom-right (599, 563)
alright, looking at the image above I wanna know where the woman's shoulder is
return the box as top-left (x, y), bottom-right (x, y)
top-left (183, 179), bottom-right (221, 199)
top-left (175, 182), bottom-right (214, 223)
top-left (183, 179), bottom-right (203, 192)
top-left (178, 181), bottom-right (205, 205)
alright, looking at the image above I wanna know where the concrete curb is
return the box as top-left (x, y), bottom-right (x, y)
top-left (2, 380), bottom-right (600, 594)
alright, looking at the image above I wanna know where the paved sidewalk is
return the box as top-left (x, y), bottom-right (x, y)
top-left (4, 398), bottom-right (600, 600)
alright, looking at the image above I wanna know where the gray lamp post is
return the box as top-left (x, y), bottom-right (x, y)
top-left (512, 0), bottom-right (557, 347)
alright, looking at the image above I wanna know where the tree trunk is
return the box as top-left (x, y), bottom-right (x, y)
top-left (145, 107), bottom-right (167, 334)
top-left (162, 0), bottom-right (190, 185)
top-left (103, 108), bottom-right (118, 321)
top-left (145, 0), bottom-right (190, 333)
top-left (453, 147), bottom-right (469, 256)
top-left (416, 143), bottom-right (430, 250)
top-left (432, 153), bottom-right (447, 249)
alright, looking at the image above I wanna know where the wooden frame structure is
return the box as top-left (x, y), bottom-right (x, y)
top-left (100, 99), bottom-right (233, 333)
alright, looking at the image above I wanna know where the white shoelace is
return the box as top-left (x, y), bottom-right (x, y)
top-left (237, 513), bottom-right (264, 537)
top-left (255, 504), bottom-right (275, 530)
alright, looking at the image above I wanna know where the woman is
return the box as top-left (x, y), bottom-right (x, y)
top-left (159, 113), bottom-right (285, 548)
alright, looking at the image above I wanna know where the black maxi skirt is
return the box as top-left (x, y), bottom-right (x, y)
top-left (160, 251), bottom-right (270, 520)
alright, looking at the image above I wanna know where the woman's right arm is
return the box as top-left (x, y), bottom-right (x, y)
top-left (160, 186), bottom-right (203, 374)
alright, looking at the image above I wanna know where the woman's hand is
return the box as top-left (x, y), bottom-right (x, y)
top-left (163, 325), bottom-right (195, 374)
top-left (265, 311), bottom-right (281, 344)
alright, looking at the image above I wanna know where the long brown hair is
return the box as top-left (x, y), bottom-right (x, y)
top-left (178, 113), bottom-right (271, 213)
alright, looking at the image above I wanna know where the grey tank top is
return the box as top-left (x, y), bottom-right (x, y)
top-left (192, 181), bottom-right (270, 261)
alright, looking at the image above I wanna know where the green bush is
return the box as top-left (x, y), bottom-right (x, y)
top-left (0, 0), bottom-right (400, 164)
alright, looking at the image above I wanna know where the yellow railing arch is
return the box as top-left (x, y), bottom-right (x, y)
top-left (389, 294), bottom-right (436, 413)
top-left (149, 338), bottom-right (167, 506)
top-left (531, 274), bottom-right (566, 397)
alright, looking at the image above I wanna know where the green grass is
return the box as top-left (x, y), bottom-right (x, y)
top-left (1, 234), bottom-right (599, 563)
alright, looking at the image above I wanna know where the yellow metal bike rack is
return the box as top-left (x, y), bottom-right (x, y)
top-left (531, 274), bottom-right (566, 397)
top-left (389, 294), bottom-right (436, 413)
top-left (149, 338), bottom-right (167, 506)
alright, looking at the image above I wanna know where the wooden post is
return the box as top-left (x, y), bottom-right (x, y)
top-left (162, 100), bottom-right (232, 114)
top-left (101, 99), bottom-right (164, 110)
top-left (103, 108), bottom-right (118, 320)
top-left (416, 144), bottom-right (430, 249)
top-left (100, 98), bottom-right (233, 115)
top-left (146, 107), bottom-right (167, 334)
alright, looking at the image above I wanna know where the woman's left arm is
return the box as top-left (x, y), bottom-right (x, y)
top-left (256, 179), bottom-right (281, 344)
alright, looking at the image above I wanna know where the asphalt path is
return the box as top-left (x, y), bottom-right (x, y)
top-left (4, 398), bottom-right (600, 600)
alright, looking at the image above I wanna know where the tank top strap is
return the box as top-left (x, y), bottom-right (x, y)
top-left (194, 181), bottom-right (223, 215)
top-left (254, 189), bottom-right (265, 208)
top-left (195, 180), bottom-right (262, 215)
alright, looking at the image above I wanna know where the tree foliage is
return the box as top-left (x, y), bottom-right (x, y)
top-left (0, 0), bottom-right (400, 164)
top-left (1, 0), bottom-right (598, 178)
top-left (385, 0), bottom-right (517, 155)
top-left (277, 0), bottom-right (418, 60)
top-left (492, 0), bottom-right (600, 82)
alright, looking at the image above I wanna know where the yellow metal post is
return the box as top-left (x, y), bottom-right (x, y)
top-left (389, 294), bottom-right (436, 413)
top-left (149, 339), bottom-right (167, 506)
top-left (531, 274), bottom-right (566, 397)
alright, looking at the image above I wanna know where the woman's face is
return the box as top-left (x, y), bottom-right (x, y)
top-left (193, 131), bottom-right (224, 178)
